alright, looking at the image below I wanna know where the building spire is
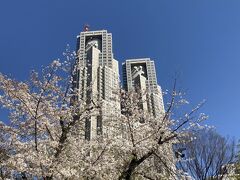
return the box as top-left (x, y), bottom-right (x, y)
top-left (83, 24), bottom-right (90, 31)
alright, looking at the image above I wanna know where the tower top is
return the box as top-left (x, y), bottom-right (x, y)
top-left (83, 24), bottom-right (90, 32)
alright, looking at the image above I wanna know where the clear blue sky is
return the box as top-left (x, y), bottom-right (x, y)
top-left (0, 0), bottom-right (240, 138)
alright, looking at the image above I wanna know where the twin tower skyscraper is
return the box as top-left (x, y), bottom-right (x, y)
top-left (74, 29), bottom-right (164, 140)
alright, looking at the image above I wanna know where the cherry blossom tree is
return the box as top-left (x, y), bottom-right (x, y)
top-left (0, 51), bottom-right (207, 179)
top-left (231, 140), bottom-right (240, 179)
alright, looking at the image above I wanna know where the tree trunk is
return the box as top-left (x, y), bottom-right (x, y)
top-left (119, 151), bottom-right (153, 180)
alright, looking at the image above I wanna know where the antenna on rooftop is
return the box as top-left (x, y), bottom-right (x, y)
top-left (83, 24), bottom-right (90, 31)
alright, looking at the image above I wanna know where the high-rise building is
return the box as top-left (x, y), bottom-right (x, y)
top-left (122, 58), bottom-right (164, 118)
top-left (72, 28), bottom-right (172, 176)
top-left (74, 29), bottom-right (121, 140)
top-left (73, 28), bottom-right (164, 140)
top-left (122, 58), bottom-right (168, 176)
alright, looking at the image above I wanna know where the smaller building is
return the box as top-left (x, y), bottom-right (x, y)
top-left (122, 58), bottom-right (164, 118)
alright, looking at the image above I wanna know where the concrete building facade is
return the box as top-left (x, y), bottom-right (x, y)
top-left (74, 29), bottom-right (121, 140)
top-left (122, 58), bottom-right (164, 118)
top-left (74, 29), bottom-right (164, 140)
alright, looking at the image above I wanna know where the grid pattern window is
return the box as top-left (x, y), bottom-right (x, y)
top-left (74, 30), bottom-right (121, 140)
top-left (123, 58), bottom-right (164, 118)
